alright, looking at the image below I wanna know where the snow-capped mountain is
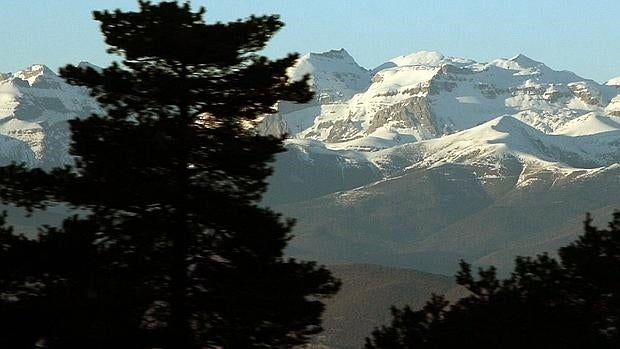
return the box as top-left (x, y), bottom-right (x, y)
top-left (288, 48), bottom-right (372, 103)
top-left (260, 49), bottom-right (620, 177)
top-left (0, 63), bottom-right (101, 167)
top-left (259, 49), bottom-right (620, 275)
top-left (258, 48), bottom-right (372, 137)
top-left (1, 52), bottom-right (619, 275)
top-left (263, 50), bottom-right (619, 146)
top-left (606, 76), bottom-right (620, 86)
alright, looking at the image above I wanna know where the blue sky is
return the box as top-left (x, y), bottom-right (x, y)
top-left (2, 0), bottom-right (619, 83)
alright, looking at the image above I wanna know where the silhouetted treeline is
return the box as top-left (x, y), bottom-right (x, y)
top-left (0, 1), bottom-right (339, 348)
top-left (365, 212), bottom-right (620, 349)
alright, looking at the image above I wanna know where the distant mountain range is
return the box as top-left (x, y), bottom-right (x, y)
top-left (258, 49), bottom-right (620, 274)
top-left (1, 52), bottom-right (618, 276)
top-left (2, 51), bottom-right (619, 349)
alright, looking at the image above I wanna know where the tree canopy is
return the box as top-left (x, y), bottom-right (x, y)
top-left (365, 211), bottom-right (620, 349)
top-left (0, 1), bottom-right (339, 348)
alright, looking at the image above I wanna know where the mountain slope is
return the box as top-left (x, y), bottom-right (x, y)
top-left (0, 64), bottom-right (101, 167)
top-left (2, 53), bottom-right (618, 277)
top-left (316, 264), bottom-right (462, 349)
top-left (278, 162), bottom-right (619, 275)
top-left (256, 50), bottom-right (620, 275)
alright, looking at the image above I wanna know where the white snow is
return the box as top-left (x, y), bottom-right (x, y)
top-left (556, 112), bottom-right (620, 136)
top-left (0, 63), bottom-right (102, 164)
top-left (606, 76), bottom-right (620, 86)
top-left (259, 49), bottom-right (620, 186)
top-left (390, 51), bottom-right (446, 67)
top-left (288, 49), bottom-right (371, 103)
top-left (364, 115), bottom-right (620, 184)
top-left (3, 52), bottom-right (619, 188)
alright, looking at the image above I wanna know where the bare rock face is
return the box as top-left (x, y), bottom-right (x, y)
top-left (366, 97), bottom-right (436, 136)
top-left (568, 82), bottom-right (608, 106)
top-left (256, 113), bottom-right (288, 138)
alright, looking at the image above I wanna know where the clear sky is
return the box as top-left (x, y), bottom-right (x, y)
top-left (2, 0), bottom-right (619, 83)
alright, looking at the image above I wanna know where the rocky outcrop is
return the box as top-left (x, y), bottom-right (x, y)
top-left (366, 97), bottom-right (437, 136)
top-left (568, 82), bottom-right (605, 106)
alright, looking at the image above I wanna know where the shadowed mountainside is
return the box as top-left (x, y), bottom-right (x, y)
top-left (314, 264), bottom-right (464, 349)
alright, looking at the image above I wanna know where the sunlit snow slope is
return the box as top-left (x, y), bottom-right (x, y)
top-left (261, 49), bottom-right (620, 180)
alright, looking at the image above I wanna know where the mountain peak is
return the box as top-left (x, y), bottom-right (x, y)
top-left (489, 114), bottom-right (529, 132)
top-left (306, 48), bottom-right (356, 63)
top-left (390, 51), bottom-right (445, 67)
top-left (77, 61), bottom-right (103, 73)
top-left (508, 54), bottom-right (544, 68)
top-left (22, 64), bottom-right (55, 75)
top-left (489, 54), bottom-right (554, 75)
top-left (14, 64), bottom-right (58, 86)
top-left (606, 76), bottom-right (620, 86)
top-left (296, 48), bottom-right (367, 75)
top-left (308, 48), bottom-right (347, 56)
top-left (289, 48), bottom-right (371, 103)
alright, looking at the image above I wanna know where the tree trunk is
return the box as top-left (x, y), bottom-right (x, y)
top-left (169, 65), bottom-right (192, 349)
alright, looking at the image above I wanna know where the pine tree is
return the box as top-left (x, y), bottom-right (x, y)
top-left (0, 1), bottom-right (340, 348)
top-left (364, 212), bottom-right (620, 349)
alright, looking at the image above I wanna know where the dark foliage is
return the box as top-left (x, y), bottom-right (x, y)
top-left (0, 1), bottom-right (339, 348)
top-left (365, 211), bottom-right (620, 349)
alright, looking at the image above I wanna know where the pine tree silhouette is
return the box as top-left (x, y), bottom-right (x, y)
top-left (0, 1), bottom-right (340, 348)
top-left (365, 212), bottom-right (620, 349)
